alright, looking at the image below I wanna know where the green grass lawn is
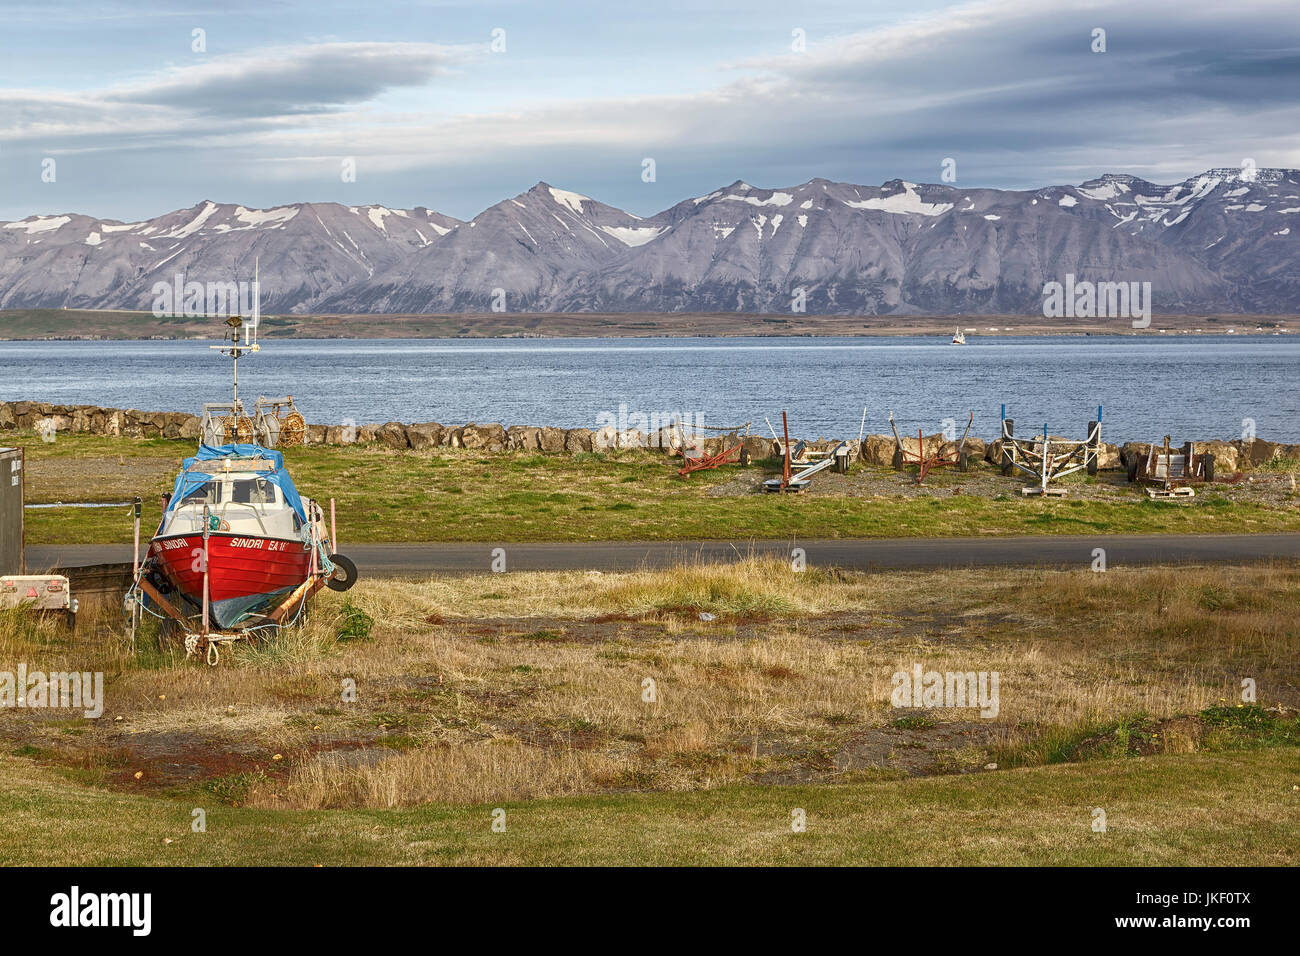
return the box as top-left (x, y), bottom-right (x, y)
top-left (16, 432), bottom-right (1300, 545)
top-left (1, 749), bottom-right (1294, 865)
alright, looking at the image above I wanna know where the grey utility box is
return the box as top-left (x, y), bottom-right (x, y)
top-left (0, 447), bottom-right (23, 575)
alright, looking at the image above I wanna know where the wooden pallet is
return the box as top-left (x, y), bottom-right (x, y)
top-left (1146, 486), bottom-right (1196, 500)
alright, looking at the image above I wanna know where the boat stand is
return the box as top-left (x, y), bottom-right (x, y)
top-left (1129, 435), bottom-right (1213, 500)
top-left (675, 420), bottom-right (752, 477)
top-left (999, 405), bottom-right (1103, 497)
top-left (889, 410), bottom-right (974, 484)
top-left (762, 411), bottom-right (848, 493)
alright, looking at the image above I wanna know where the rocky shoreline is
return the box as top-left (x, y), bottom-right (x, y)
top-left (2, 400), bottom-right (1296, 473)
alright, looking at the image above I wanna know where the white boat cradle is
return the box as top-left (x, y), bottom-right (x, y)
top-left (999, 405), bottom-right (1103, 497)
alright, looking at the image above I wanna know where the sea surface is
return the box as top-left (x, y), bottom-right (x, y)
top-left (2, 335), bottom-right (1297, 442)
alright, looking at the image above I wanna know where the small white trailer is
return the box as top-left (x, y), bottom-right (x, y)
top-left (0, 574), bottom-right (77, 627)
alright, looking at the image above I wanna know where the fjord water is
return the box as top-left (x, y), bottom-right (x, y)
top-left (2, 335), bottom-right (1297, 442)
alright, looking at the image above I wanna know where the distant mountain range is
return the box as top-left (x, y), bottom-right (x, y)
top-left (2, 169), bottom-right (1297, 315)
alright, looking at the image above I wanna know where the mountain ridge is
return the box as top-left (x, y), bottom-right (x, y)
top-left (2, 168), bottom-right (1296, 315)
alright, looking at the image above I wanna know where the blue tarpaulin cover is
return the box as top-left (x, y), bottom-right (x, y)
top-left (165, 443), bottom-right (307, 521)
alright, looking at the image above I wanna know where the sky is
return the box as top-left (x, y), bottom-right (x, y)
top-left (1, 0), bottom-right (1298, 222)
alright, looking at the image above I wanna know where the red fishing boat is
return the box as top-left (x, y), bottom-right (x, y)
top-left (145, 442), bottom-right (353, 629)
top-left (128, 293), bottom-right (356, 655)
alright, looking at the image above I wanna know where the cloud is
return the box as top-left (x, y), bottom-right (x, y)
top-left (102, 42), bottom-right (464, 118)
top-left (2, 0), bottom-right (1299, 221)
top-left (0, 41), bottom-right (467, 147)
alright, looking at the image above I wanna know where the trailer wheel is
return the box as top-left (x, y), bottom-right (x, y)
top-left (1127, 459), bottom-right (1139, 483)
top-left (327, 554), bottom-right (358, 592)
top-left (1204, 453), bottom-right (1215, 483)
top-left (1087, 456), bottom-right (1098, 477)
top-left (64, 609), bottom-right (77, 632)
top-left (836, 454), bottom-right (849, 475)
top-left (892, 448), bottom-right (903, 470)
top-left (958, 452), bottom-right (969, 473)
top-left (740, 448), bottom-right (750, 467)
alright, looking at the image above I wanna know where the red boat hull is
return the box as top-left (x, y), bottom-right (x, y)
top-left (150, 532), bottom-right (312, 626)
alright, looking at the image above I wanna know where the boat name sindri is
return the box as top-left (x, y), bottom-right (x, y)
top-left (230, 537), bottom-right (292, 551)
top-left (153, 535), bottom-right (293, 552)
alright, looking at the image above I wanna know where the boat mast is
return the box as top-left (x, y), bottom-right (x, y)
top-left (210, 257), bottom-right (261, 406)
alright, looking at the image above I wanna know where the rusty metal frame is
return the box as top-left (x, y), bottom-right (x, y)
top-left (889, 410), bottom-right (974, 484)
top-left (674, 419), bottom-right (751, 478)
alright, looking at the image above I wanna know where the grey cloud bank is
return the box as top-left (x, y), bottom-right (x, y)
top-left (0, 0), bottom-right (1297, 223)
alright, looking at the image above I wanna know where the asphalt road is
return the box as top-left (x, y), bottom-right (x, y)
top-left (25, 533), bottom-right (1300, 576)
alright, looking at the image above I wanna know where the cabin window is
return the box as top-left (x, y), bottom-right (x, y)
top-left (180, 482), bottom-right (219, 506)
top-left (232, 478), bottom-right (277, 505)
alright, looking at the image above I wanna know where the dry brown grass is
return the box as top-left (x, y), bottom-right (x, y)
top-left (1, 559), bottom-right (1295, 811)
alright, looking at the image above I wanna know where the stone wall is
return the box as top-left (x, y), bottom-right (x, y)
top-left (2, 401), bottom-right (1296, 471)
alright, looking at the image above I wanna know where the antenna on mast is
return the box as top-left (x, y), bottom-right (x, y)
top-left (209, 259), bottom-right (262, 405)
top-left (247, 257), bottom-right (259, 347)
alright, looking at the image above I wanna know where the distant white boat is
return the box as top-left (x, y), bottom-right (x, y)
top-left (951, 328), bottom-right (966, 344)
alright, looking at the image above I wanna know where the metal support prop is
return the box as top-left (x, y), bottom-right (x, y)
top-left (130, 497), bottom-right (141, 649)
top-left (782, 412), bottom-right (792, 490)
top-left (135, 576), bottom-right (188, 624)
top-left (201, 504), bottom-right (211, 638)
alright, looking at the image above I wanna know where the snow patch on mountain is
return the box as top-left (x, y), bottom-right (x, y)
top-left (365, 207), bottom-right (394, 231)
top-left (599, 225), bottom-right (667, 247)
top-left (5, 216), bottom-right (71, 234)
top-left (1077, 181), bottom-right (1129, 201)
top-left (722, 191), bottom-right (794, 208)
top-left (846, 183), bottom-right (953, 216)
top-left (166, 202), bottom-right (218, 239)
top-left (548, 187), bottom-right (589, 214)
top-left (237, 206), bottom-right (299, 228)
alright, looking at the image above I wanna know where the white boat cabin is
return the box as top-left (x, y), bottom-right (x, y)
top-left (162, 466), bottom-right (304, 539)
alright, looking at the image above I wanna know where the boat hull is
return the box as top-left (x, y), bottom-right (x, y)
top-left (149, 532), bottom-right (312, 628)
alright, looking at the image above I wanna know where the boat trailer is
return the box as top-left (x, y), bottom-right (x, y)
top-left (762, 412), bottom-right (849, 493)
top-left (127, 498), bottom-right (353, 665)
top-left (675, 420), bottom-right (752, 477)
top-left (999, 405), bottom-right (1103, 497)
top-left (889, 410), bottom-right (974, 483)
top-left (1128, 436), bottom-right (1215, 499)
